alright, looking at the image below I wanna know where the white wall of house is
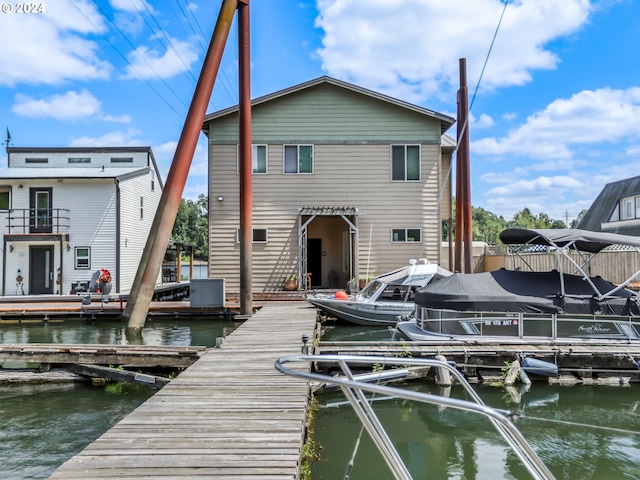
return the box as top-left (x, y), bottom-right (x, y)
top-left (0, 147), bottom-right (163, 296)
top-left (118, 171), bottom-right (163, 292)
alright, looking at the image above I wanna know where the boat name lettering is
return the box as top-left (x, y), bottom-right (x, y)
top-left (484, 319), bottom-right (517, 326)
top-left (577, 323), bottom-right (612, 334)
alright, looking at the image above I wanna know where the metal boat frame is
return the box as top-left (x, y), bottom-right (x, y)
top-left (275, 354), bottom-right (555, 480)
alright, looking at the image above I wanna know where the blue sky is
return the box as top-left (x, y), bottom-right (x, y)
top-left (1, 0), bottom-right (638, 224)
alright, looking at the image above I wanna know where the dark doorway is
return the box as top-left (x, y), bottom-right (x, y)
top-left (308, 238), bottom-right (322, 288)
top-left (30, 246), bottom-right (54, 294)
top-left (29, 187), bottom-right (52, 234)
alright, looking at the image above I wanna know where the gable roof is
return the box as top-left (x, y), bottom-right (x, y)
top-left (578, 175), bottom-right (640, 233)
top-left (203, 76), bottom-right (455, 135)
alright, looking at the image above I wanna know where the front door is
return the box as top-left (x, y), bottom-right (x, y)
top-left (308, 238), bottom-right (322, 288)
top-left (30, 246), bottom-right (54, 294)
top-left (30, 188), bottom-right (53, 234)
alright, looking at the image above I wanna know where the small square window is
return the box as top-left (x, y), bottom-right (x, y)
top-left (75, 247), bottom-right (90, 269)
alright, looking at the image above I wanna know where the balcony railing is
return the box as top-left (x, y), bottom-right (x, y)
top-left (6, 208), bottom-right (70, 234)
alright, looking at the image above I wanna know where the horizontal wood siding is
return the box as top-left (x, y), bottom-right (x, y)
top-left (118, 172), bottom-right (162, 292)
top-left (210, 143), bottom-right (443, 291)
top-left (207, 83), bottom-right (443, 144)
top-left (207, 81), bottom-right (448, 291)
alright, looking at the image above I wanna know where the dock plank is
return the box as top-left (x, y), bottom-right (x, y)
top-left (47, 302), bottom-right (319, 479)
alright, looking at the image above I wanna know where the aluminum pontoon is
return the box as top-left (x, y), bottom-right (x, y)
top-left (396, 228), bottom-right (640, 343)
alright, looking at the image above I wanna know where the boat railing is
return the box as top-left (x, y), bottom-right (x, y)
top-left (418, 307), bottom-right (640, 340)
top-left (275, 353), bottom-right (555, 480)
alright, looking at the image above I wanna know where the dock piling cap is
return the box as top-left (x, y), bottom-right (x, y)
top-left (335, 290), bottom-right (348, 300)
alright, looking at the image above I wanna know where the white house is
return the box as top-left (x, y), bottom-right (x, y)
top-left (1, 146), bottom-right (163, 296)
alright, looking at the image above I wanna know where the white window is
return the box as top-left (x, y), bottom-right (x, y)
top-left (252, 145), bottom-right (267, 174)
top-left (284, 145), bottom-right (313, 174)
top-left (68, 157), bottom-right (91, 164)
top-left (391, 228), bottom-right (422, 243)
top-left (75, 247), bottom-right (90, 269)
top-left (236, 145), bottom-right (268, 174)
top-left (140, 197), bottom-right (144, 219)
top-left (236, 228), bottom-right (268, 243)
top-left (151, 171), bottom-right (155, 191)
top-left (622, 198), bottom-right (634, 220)
top-left (391, 145), bottom-right (420, 181)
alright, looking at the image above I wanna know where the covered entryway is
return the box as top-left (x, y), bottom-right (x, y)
top-left (298, 206), bottom-right (361, 290)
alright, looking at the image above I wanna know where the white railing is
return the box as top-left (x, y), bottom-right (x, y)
top-left (275, 354), bottom-right (555, 480)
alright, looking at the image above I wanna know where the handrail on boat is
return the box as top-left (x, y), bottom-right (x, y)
top-left (275, 354), bottom-right (555, 480)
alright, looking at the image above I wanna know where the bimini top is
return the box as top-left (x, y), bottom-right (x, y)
top-left (499, 228), bottom-right (640, 254)
top-left (372, 259), bottom-right (452, 287)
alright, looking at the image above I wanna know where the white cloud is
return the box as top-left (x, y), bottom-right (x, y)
top-left (153, 140), bottom-right (208, 185)
top-left (69, 130), bottom-right (143, 147)
top-left (13, 90), bottom-right (100, 120)
top-left (121, 36), bottom-right (199, 80)
top-left (315, 0), bottom-right (591, 103)
top-left (109, 0), bottom-right (153, 13)
top-left (0, 0), bottom-right (111, 86)
top-left (472, 87), bottom-right (640, 160)
top-left (472, 113), bottom-right (494, 129)
top-left (12, 90), bottom-right (130, 123)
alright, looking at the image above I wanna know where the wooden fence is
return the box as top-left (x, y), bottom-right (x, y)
top-left (442, 246), bottom-right (640, 286)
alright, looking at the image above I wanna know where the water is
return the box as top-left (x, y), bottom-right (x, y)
top-left (0, 317), bottom-right (237, 479)
top-left (0, 316), bottom-right (237, 347)
top-left (312, 325), bottom-right (640, 479)
top-left (3, 320), bottom-right (640, 479)
top-left (0, 382), bottom-right (154, 480)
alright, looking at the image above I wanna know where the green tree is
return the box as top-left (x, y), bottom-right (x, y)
top-left (571, 209), bottom-right (588, 228)
top-left (443, 200), bottom-right (570, 244)
top-left (171, 195), bottom-right (208, 261)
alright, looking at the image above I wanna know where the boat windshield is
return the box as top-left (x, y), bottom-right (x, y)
top-left (359, 280), bottom-right (384, 299)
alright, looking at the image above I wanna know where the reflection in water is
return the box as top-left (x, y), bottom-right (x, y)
top-left (0, 316), bottom-right (237, 348)
top-left (0, 382), bottom-right (155, 480)
top-left (0, 317), bottom-right (238, 479)
top-left (313, 382), bottom-right (640, 480)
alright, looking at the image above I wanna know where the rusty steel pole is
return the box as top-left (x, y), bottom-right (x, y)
top-left (455, 58), bottom-right (473, 273)
top-left (238, 0), bottom-right (253, 316)
top-left (454, 87), bottom-right (463, 273)
top-left (459, 60), bottom-right (473, 273)
top-left (124, 0), bottom-right (239, 334)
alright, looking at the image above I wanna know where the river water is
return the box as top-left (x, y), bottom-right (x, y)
top-left (2, 320), bottom-right (640, 479)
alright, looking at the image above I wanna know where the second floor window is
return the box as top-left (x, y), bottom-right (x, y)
top-left (284, 145), bottom-right (313, 174)
top-left (391, 145), bottom-right (420, 181)
top-left (0, 187), bottom-right (9, 210)
top-left (253, 145), bottom-right (267, 174)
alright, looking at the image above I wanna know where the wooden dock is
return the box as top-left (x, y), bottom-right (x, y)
top-left (318, 340), bottom-right (640, 381)
top-left (47, 302), bottom-right (319, 479)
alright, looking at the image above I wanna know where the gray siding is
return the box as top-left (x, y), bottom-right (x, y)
top-left (209, 143), bottom-right (444, 291)
top-left (206, 79), bottom-right (452, 292)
